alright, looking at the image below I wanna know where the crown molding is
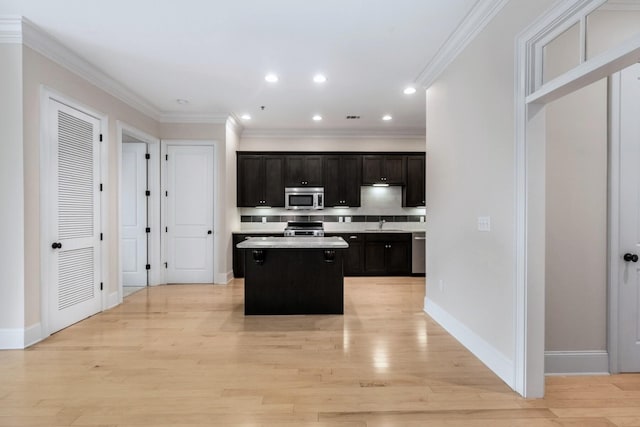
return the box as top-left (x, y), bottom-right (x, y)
top-left (226, 114), bottom-right (245, 135)
top-left (241, 127), bottom-right (426, 140)
top-left (0, 15), bottom-right (22, 43)
top-left (416, 0), bottom-right (509, 89)
top-left (16, 17), bottom-right (163, 121)
top-left (157, 111), bottom-right (229, 124)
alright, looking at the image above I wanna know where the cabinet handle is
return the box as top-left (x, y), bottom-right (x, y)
top-left (350, 236), bottom-right (358, 239)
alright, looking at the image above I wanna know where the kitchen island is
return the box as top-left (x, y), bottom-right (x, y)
top-left (236, 236), bottom-right (348, 315)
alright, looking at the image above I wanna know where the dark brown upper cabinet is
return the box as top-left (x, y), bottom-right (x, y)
top-left (284, 155), bottom-right (324, 187)
top-left (403, 155), bottom-right (426, 207)
top-left (362, 155), bottom-right (406, 185)
top-left (324, 155), bottom-right (361, 207)
top-left (237, 154), bottom-right (285, 207)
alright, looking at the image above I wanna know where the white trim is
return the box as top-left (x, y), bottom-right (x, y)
top-left (158, 112), bottom-right (229, 124)
top-left (116, 122), bottom-right (163, 305)
top-left (416, 0), bottom-right (509, 89)
top-left (227, 115), bottom-right (245, 136)
top-left (217, 272), bottom-right (234, 285)
top-left (24, 323), bottom-right (43, 347)
top-left (241, 128), bottom-right (426, 140)
top-left (0, 15), bottom-right (22, 43)
top-left (600, 0), bottom-right (640, 11)
top-left (526, 33), bottom-right (640, 105)
top-left (425, 298), bottom-right (514, 388)
top-left (608, 72), bottom-right (622, 374)
top-left (39, 86), bottom-right (108, 338)
top-left (0, 329), bottom-right (25, 349)
top-left (545, 351), bottom-right (609, 375)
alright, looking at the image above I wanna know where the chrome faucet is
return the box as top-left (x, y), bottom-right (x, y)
top-left (378, 219), bottom-right (386, 230)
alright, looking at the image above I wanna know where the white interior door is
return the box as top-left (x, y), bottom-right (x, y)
top-left (619, 63), bottom-right (640, 372)
top-left (121, 142), bottom-right (147, 286)
top-left (165, 145), bottom-right (214, 283)
top-left (48, 99), bottom-right (102, 333)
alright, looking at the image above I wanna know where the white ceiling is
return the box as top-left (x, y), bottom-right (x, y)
top-left (0, 0), bottom-right (479, 134)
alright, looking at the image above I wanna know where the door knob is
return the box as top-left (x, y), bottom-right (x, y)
top-left (624, 253), bottom-right (639, 263)
top-left (51, 242), bottom-right (62, 249)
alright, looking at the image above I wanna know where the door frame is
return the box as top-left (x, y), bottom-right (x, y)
top-left (515, 0), bottom-right (640, 397)
top-left (116, 122), bottom-right (161, 302)
top-left (39, 86), bottom-right (108, 339)
top-left (160, 140), bottom-right (219, 283)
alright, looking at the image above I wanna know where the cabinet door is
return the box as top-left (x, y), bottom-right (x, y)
top-left (342, 155), bottom-right (361, 207)
top-left (383, 156), bottom-right (406, 185)
top-left (237, 155), bottom-right (264, 207)
top-left (284, 156), bottom-right (304, 186)
top-left (362, 155), bottom-right (384, 184)
top-left (343, 234), bottom-right (364, 275)
top-left (264, 156), bottom-right (285, 206)
top-left (323, 156), bottom-right (342, 206)
top-left (364, 241), bottom-right (386, 274)
top-left (305, 155), bottom-right (324, 186)
top-left (232, 234), bottom-right (247, 278)
top-left (385, 241), bottom-right (410, 274)
top-left (403, 155), bottom-right (425, 207)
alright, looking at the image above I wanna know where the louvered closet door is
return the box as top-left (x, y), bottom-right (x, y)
top-left (48, 99), bottom-right (102, 333)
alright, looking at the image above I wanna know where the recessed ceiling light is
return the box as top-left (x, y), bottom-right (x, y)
top-left (176, 98), bottom-right (189, 105)
top-left (382, 115), bottom-right (392, 121)
top-left (265, 73), bottom-right (279, 83)
top-left (403, 86), bottom-right (417, 95)
top-left (313, 74), bottom-right (327, 83)
top-left (312, 115), bottom-right (323, 121)
top-left (240, 114), bottom-right (251, 120)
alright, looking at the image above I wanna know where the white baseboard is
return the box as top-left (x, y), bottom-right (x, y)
top-left (24, 323), bottom-right (43, 347)
top-left (545, 351), bottom-right (609, 375)
top-left (107, 291), bottom-right (119, 309)
top-left (216, 272), bottom-right (233, 285)
top-left (0, 328), bottom-right (25, 349)
top-left (424, 297), bottom-right (515, 388)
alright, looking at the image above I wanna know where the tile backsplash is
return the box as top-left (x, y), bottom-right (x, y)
top-left (239, 186), bottom-right (426, 229)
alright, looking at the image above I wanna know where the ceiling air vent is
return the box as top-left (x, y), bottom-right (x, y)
top-left (346, 115), bottom-right (361, 119)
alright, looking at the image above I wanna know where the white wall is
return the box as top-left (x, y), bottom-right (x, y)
top-left (424, 0), bottom-right (554, 387)
top-left (225, 120), bottom-right (241, 279)
top-left (0, 44), bottom-right (25, 346)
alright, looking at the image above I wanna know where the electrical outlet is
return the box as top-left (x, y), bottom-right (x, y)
top-left (261, 217), bottom-right (267, 223)
top-left (477, 216), bottom-right (491, 232)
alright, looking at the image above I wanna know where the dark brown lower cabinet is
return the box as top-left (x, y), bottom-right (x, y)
top-left (364, 233), bottom-right (411, 275)
top-left (325, 233), bottom-right (364, 276)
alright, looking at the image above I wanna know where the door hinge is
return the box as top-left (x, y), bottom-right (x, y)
top-left (165, 191), bottom-right (168, 197)
top-left (100, 282), bottom-right (103, 290)
top-left (165, 226), bottom-right (168, 232)
top-left (145, 227), bottom-right (151, 233)
top-left (99, 134), bottom-right (103, 142)
top-left (164, 262), bottom-right (168, 269)
top-left (146, 264), bottom-right (151, 270)
top-left (100, 233), bottom-right (103, 241)
top-left (165, 154), bottom-right (168, 161)
top-left (145, 153), bottom-right (150, 160)
top-left (145, 190), bottom-right (151, 196)
top-left (99, 183), bottom-right (103, 191)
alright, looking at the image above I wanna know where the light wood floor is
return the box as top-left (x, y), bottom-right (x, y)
top-left (1, 277), bottom-right (639, 426)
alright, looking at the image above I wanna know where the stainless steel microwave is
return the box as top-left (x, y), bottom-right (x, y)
top-left (285, 187), bottom-right (324, 210)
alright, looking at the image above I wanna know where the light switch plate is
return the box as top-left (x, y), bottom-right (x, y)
top-left (477, 216), bottom-right (491, 232)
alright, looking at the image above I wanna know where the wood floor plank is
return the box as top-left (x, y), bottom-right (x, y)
top-left (0, 278), bottom-right (638, 426)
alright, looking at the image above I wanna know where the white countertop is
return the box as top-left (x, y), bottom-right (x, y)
top-left (236, 236), bottom-right (349, 249)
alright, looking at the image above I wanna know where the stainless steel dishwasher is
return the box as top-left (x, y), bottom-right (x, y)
top-left (411, 232), bottom-right (426, 275)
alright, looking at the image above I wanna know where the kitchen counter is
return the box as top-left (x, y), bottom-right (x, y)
top-left (237, 236), bottom-right (348, 249)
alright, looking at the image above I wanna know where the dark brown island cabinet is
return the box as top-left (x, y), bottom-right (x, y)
top-left (237, 155), bottom-right (285, 207)
top-left (324, 233), bottom-right (364, 275)
top-left (284, 155), bottom-right (324, 187)
top-left (362, 155), bottom-right (406, 185)
top-left (323, 155), bottom-right (362, 207)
